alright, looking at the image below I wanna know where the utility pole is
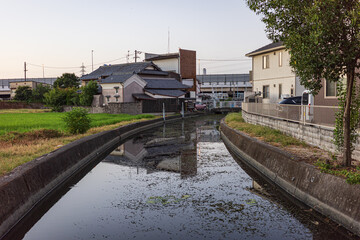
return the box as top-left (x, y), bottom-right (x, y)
top-left (80, 63), bottom-right (86, 76)
top-left (134, 50), bottom-right (142, 63)
top-left (126, 50), bottom-right (130, 63)
top-left (198, 59), bottom-right (200, 75)
top-left (24, 62), bottom-right (27, 80)
top-left (42, 64), bottom-right (45, 78)
top-left (168, 27), bottom-right (170, 53)
top-left (91, 50), bottom-right (94, 71)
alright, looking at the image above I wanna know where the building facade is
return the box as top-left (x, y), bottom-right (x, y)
top-left (197, 74), bottom-right (252, 101)
top-left (145, 49), bottom-right (197, 98)
top-left (246, 42), bottom-right (305, 103)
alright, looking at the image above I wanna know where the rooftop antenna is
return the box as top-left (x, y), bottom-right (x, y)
top-left (168, 27), bottom-right (170, 53)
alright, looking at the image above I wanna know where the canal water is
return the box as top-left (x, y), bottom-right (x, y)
top-left (5, 115), bottom-right (357, 240)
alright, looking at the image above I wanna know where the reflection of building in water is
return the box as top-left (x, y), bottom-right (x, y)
top-left (196, 126), bottom-right (221, 142)
top-left (103, 132), bottom-right (198, 178)
top-left (180, 149), bottom-right (197, 178)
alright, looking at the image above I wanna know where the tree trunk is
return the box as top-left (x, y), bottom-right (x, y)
top-left (343, 72), bottom-right (355, 166)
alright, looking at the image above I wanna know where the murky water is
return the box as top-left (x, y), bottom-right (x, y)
top-left (5, 115), bottom-right (357, 240)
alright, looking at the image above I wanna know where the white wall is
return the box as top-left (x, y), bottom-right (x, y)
top-left (252, 49), bottom-right (297, 103)
top-left (152, 58), bottom-right (179, 73)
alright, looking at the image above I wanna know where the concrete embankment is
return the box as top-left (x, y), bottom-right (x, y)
top-left (220, 120), bottom-right (360, 236)
top-left (0, 113), bottom-right (202, 237)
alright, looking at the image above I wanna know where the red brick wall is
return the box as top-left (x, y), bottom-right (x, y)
top-left (180, 49), bottom-right (196, 91)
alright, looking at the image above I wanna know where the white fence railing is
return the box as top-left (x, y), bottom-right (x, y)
top-left (206, 101), bottom-right (243, 109)
top-left (242, 102), bottom-right (339, 128)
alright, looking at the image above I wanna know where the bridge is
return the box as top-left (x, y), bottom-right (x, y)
top-left (207, 101), bottom-right (242, 113)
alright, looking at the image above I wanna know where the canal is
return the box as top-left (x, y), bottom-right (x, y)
top-left (4, 115), bottom-right (357, 240)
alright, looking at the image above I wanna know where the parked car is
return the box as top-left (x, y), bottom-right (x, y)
top-left (278, 96), bottom-right (302, 105)
top-left (195, 102), bottom-right (207, 110)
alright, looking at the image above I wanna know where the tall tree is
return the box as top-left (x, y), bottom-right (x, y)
top-left (54, 73), bottom-right (80, 89)
top-left (247, 0), bottom-right (360, 166)
top-left (14, 86), bottom-right (32, 102)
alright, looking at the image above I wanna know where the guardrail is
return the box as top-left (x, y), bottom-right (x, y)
top-left (242, 102), bottom-right (339, 128)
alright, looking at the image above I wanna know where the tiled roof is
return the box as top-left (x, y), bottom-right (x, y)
top-left (81, 62), bottom-right (158, 80)
top-left (145, 53), bottom-right (179, 61)
top-left (143, 78), bottom-right (189, 89)
top-left (132, 93), bottom-right (155, 100)
top-left (145, 89), bottom-right (186, 97)
top-left (245, 41), bottom-right (284, 57)
top-left (99, 74), bottom-right (134, 84)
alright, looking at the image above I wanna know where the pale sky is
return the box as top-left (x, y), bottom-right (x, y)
top-left (0, 0), bottom-right (269, 78)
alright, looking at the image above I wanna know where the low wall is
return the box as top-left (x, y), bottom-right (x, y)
top-left (0, 113), bottom-right (201, 237)
top-left (0, 101), bottom-right (45, 109)
top-left (221, 120), bottom-right (360, 236)
top-left (106, 102), bottom-right (142, 115)
top-left (64, 102), bottom-right (142, 115)
top-left (242, 110), bottom-right (360, 161)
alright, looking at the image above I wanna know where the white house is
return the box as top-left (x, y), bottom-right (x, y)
top-left (246, 42), bottom-right (305, 103)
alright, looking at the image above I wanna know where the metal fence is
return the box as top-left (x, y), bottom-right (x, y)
top-left (242, 102), bottom-right (339, 128)
top-left (206, 101), bottom-right (243, 109)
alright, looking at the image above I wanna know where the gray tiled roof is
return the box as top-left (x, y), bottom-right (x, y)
top-left (246, 42), bottom-right (284, 56)
top-left (196, 74), bottom-right (250, 83)
top-left (81, 62), bottom-right (159, 80)
top-left (132, 93), bottom-right (155, 100)
top-left (143, 78), bottom-right (189, 89)
top-left (145, 53), bottom-right (179, 61)
top-left (145, 89), bottom-right (185, 97)
top-left (99, 74), bottom-right (134, 84)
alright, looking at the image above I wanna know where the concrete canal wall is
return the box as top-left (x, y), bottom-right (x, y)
top-left (0, 113), bottom-right (202, 237)
top-left (220, 120), bottom-right (360, 236)
top-left (242, 110), bottom-right (360, 161)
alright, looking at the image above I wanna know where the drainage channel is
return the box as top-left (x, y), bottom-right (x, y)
top-left (3, 115), bottom-right (357, 240)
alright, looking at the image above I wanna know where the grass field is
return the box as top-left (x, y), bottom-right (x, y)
top-left (0, 111), bottom-right (154, 135)
top-left (0, 109), bottom-right (156, 176)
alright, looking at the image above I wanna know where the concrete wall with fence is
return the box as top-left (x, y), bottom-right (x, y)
top-left (242, 102), bottom-right (360, 161)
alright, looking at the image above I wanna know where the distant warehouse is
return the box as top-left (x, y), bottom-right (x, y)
top-left (0, 78), bottom-right (56, 99)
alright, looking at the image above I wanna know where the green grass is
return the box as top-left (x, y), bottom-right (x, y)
top-left (225, 112), bottom-right (307, 147)
top-left (0, 112), bottom-right (155, 135)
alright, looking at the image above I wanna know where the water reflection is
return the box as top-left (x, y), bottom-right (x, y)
top-left (103, 119), bottom-right (221, 178)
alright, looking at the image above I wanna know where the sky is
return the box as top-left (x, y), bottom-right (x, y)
top-left (0, 0), bottom-right (270, 78)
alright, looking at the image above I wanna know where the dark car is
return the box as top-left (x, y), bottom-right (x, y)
top-left (279, 96), bottom-right (302, 105)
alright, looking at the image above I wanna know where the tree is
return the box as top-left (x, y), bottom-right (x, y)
top-left (54, 73), bottom-right (80, 89)
top-left (44, 87), bottom-right (79, 112)
top-left (14, 86), bottom-right (32, 102)
top-left (79, 81), bottom-right (98, 106)
top-left (247, 0), bottom-right (360, 166)
top-left (31, 83), bottom-right (51, 103)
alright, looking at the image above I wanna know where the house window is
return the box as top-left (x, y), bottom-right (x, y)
top-left (114, 86), bottom-right (119, 94)
top-left (325, 79), bottom-right (337, 97)
top-left (278, 51), bottom-right (283, 67)
top-left (262, 55), bottom-right (270, 69)
top-left (278, 84), bottom-right (282, 99)
top-left (263, 85), bottom-right (270, 99)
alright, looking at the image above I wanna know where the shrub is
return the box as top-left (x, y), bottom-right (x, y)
top-left (63, 107), bottom-right (91, 134)
top-left (79, 81), bottom-right (98, 106)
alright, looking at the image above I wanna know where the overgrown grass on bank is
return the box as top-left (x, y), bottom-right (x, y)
top-left (225, 112), bottom-right (360, 184)
top-left (0, 111), bottom-right (156, 176)
top-left (0, 111), bottom-right (154, 135)
top-left (225, 112), bottom-right (306, 147)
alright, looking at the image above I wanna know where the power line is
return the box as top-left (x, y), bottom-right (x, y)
top-left (27, 55), bottom-right (133, 70)
top-left (197, 58), bottom-right (251, 62)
